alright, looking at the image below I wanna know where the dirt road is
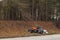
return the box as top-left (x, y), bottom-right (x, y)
top-left (0, 34), bottom-right (60, 40)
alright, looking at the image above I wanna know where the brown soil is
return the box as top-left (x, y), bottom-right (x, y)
top-left (0, 20), bottom-right (60, 38)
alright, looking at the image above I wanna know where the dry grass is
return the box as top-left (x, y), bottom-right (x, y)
top-left (0, 20), bottom-right (60, 38)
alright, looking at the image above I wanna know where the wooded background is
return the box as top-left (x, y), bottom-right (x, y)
top-left (0, 0), bottom-right (60, 21)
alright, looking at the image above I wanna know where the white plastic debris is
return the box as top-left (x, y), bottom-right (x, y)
top-left (43, 29), bottom-right (48, 34)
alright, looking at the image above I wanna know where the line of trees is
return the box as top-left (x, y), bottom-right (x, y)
top-left (0, 0), bottom-right (21, 20)
top-left (0, 0), bottom-right (60, 21)
top-left (32, 0), bottom-right (60, 21)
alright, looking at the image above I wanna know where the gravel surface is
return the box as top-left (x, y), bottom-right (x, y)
top-left (0, 34), bottom-right (60, 40)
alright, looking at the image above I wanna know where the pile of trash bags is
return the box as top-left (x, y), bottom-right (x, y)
top-left (28, 24), bottom-right (48, 34)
